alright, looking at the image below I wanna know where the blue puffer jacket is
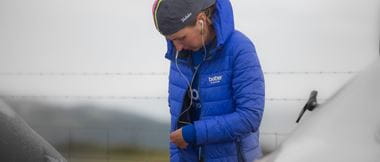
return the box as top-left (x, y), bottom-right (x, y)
top-left (165, 0), bottom-right (265, 161)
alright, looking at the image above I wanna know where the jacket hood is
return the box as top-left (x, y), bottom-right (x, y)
top-left (164, 0), bottom-right (235, 61)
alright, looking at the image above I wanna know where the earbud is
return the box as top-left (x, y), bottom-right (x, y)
top-left (199, 20), bottom-right (204, 35)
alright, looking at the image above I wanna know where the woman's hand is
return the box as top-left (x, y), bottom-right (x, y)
top-left (170, 128), bottom-right (188, 149)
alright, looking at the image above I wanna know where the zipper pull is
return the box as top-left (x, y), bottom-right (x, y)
top-left (198, 146), bottom-right (202, 161)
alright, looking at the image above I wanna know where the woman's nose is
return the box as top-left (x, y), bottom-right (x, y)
top-left (173, 41), bottom-right (184, 51)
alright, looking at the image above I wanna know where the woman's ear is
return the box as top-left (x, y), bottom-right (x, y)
top-left (197, 13), bottom-right (207, 25)
top-left (197, 13), bottom-right (207, 34)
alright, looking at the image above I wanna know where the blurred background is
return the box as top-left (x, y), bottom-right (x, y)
top-left (0, 0), bottom-right (379, 161)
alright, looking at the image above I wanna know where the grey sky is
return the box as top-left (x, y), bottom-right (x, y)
top-left (0, 0), bottom-right (379, 122)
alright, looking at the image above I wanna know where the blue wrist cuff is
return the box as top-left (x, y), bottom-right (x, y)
top-left (182, 124), bottom-right (196, 143)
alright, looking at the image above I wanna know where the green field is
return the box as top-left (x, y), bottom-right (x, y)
top-left (59, 143), bottom-right (169, 162)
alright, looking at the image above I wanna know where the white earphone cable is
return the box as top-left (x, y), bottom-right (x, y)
top-left (175, 20), bottom-right (207, 125)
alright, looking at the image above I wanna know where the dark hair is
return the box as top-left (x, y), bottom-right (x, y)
top-left (188, 4), bottom-right (215, 27)
top-left (203, 4), bottom-right (215, 19)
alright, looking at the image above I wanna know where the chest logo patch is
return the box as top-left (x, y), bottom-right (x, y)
top-left (208, 75), bottom-right (223, 84)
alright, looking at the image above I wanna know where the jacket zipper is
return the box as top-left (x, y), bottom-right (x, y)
top-left (236, 138), bottom-right (246, 162)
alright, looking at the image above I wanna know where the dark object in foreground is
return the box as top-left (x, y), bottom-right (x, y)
top-left (0, 99), bottom-right (66, 162)
top-left (296, 90), bottom-right (318, 123)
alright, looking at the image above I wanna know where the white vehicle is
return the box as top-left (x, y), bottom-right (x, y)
top-left (258, 58), bottom-right (380, 162)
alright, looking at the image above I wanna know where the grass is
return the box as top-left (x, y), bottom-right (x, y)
top-left (58, 143), bottom-right (169, 162)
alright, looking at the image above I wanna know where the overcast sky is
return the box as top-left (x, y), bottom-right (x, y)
top-left (0, 0), bottom-right (379, 123)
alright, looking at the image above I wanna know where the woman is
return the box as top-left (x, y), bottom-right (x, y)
top-left (152, 0), bottom-right (265, 161)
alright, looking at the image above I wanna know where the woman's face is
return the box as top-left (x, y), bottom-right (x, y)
top-left (166, 23), bottom-right (203, 52)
